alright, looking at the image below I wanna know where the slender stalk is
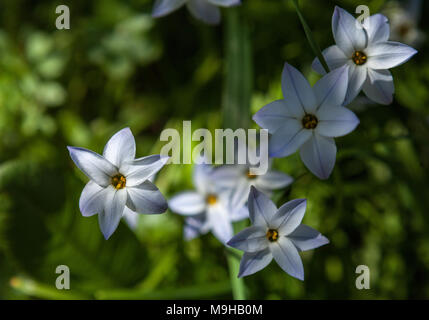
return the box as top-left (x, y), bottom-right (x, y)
top-left (222, 7), bottom-right (251, 300)
top-left (226, 247), bottom-right (246, 300)
top-left (291, 0), bottom-right (330, 73)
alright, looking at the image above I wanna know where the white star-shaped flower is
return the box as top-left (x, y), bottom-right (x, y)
top-left (253, 63), bottom-right (359, 180)
top-left (169, 162), bottom-right (248, 244)
top-left (227, 187), bottom-right (329, 279)
top-left (67, 128), bottom-right (169, 239)
top-left (313, 6), bottom-right (417, 105)
top-left (152, 0), bottom-right (241, 25)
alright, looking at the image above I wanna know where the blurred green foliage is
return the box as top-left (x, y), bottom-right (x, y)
top-left (0, 0), bottom-right (429, 299)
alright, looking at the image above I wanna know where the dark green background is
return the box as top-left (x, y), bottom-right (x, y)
top-left (0, 0), bottom-right (428, 299)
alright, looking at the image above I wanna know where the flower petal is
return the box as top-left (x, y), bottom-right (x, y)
top-left (248, 186), bottom-right (277, 228)
top-left (238, 249), bottom-right (273, 278)
top-left (123, 155), bottom-right (168, 187)
top-left (332, 6), bottom-right (367, 56)
top-left (365, 14), bottom-right (390, 44)
top-left (288, 224), bottom-right (330, 252)
top-left (79, 181), bottom-right (109, 217)
top-left (99, 187), bottom-right (127, 240)
top-left (193, 162), bottom-right (215, 195)
top-left (102, 128), bottom-right (136, 168)
top-left (269, 121), bottom-right (311, 158)
top-left (343, 64), bottom-right (367, 106)
top-left (316, 106), bottom-right (360, 137)
top-left (271, 199), bottom-right (307, 235)
top-left (67, 146), bottom-right (117, 187)
top-left (366, 41), bottom-right (417, 70)
top-left (253, 100), bottom-right (293, 133)
top-left (362, 69), bottom-right (395, 105)
top-left (127, 181), bottom-right (168, 214)
top-left (313, 65), bottom-right (349, 110)
top-left (227, 226), bottom-right (269, 252)
top-left (122, 207), bottom-right (139, 230)
top-left (270, 237), bottom-right (304, 280)
top-left (255, 170), bottom-right (293, 190)
top-left (207, 204), bottom-right (233, 243)
top-left (187, 0), bottom-right (221, 25)
top-left (184, 213), bottom-right (208, 240)
top-left (169, 191), bottom-right (206, 216)
top-left (282, 63), bottom-right (317, 114)
top-left (206, 0), bottom-right (241, 6)
top-left (211, 165), bottom-right (244, 188)
top-left (229, 178), bottom-right (251, 210)
top-left (299, 134), bottom-right (337, 180)
top-left (312, 45), bottom-right (349, 75)
top-left (231, 205), bottom-right (250, 222)
top-left (152, 0), bottom-right (187, 17)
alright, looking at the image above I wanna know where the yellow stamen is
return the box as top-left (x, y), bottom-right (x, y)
top-left (352, 51), bottom-right (367, 65)
top-left (266, 229), bottom-right (279, 242)
top-left (302, 114), bottom-right (318, 130)
top-left (246, 171), bottom-right (257, 179)
top-left (206, 194), bottom-right (218, 206)
top-left (111, 174), bottom-right (126, 189)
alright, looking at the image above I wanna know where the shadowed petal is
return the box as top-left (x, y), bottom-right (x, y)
top-left (79, 181), bottom-right (109, 217)
top-left (187, 0), bottom-right (221, 25)
top-left (227, 226), bottom-right (269, 252)
top-left (231, 205), bottom-right (250, 222)
top-left (169, 191), bottom-right (206, 216)
top-left (193, 162), bottom-right (215, 194)
top-left (282, 63), bottom-right (317, 114)
top-left (269, 122), bottom-right (311, 158)
top-left (289, 224), bottom-right (330, 251)
top-left (365, 14), bottom-right (390, 44)
top-left (255, 171), bottom-right (293, 190)
top-left (314, 65), bottom-right (349, 110)
top-left (366, 41), bottom-right (417, 70)
top-left (123, 155), bottom-right (168, 187)
top-left (238, 249), bottom-right (273, 278)
top-left (270, 237), bottom-right (304, 280)
top-left (299, 134), bottom-right (337, 180)
top-left (127, 181), bottom-right (168, 214)
top-left (99, 187), bottom-right (127, 240)
top-left (123, 207), bottom-right (139, 230)
top-left (248, 186), bottom-right (277, 227)
top-left (184, 213), bottom-right (208, 240)
top-left (362, 69), bottom-right (394, 105)
top-left (316, 106), bottom-right (360, 137)
top-left (207, 0), bottom-right (240, 6)
top-left (67, 146), bottom-right (117, 187)
top-left (332, 6), bottom-right (367, 56)
top-left (271, 199), bottom-right (307, 235)
top-left (152, 0), bottom-right (187, 17)
top-left (312, 45), bottom-right (349, 75)
top-left (344, 64), bottom-right (367, 105)
top-left (253, 100), bottom-right (293, 133)
top-left (102, 128), bottom-right (136, 168)
top-left (207, 204), bottom-right (233, 243)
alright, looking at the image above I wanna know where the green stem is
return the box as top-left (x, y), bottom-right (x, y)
top-left (225, 248), bottom-right (246, 300)
top-left (291, 0), bottom-right (330, 73)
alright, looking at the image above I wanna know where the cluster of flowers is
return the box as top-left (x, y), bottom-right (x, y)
top-left (68, 3), bottom-right (416, 280)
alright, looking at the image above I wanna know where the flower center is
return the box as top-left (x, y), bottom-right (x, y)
top-left (266, 229), bottom-right (279, 242)
top-left (111, 174), bottom-right (126, 189)
top-left (206, 194), bottom-right (218, 206)
top-left (352, 51), bottom-right (367, 65)
top-left (302, 114), bottom-right (318, 129)
top-left (246, 171), bottom-right (257, 180)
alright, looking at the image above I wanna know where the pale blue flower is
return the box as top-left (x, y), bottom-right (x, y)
top-left (211, 162), bottom-right (293, 211)
top-left (313, 6), bottom-right (417, 105)
top-left (67, 128), bottom-right (169, 239)
top-left (227, 187), bottom-right (329, 279)
top-left (253, 63), bottom-right (359, 180)
top-left (169, 162), bottom-right (249, 243)
top-left (152, 0), bottom-right (241, 25)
